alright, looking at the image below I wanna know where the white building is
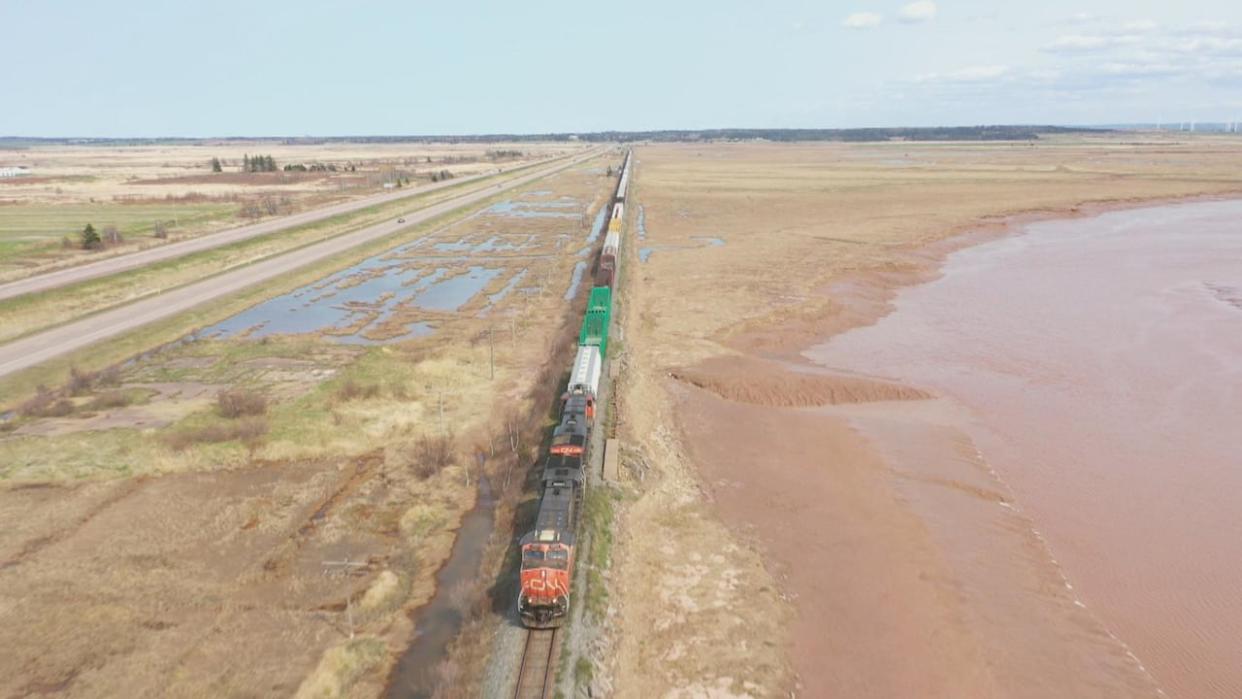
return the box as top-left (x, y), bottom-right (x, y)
top-left (0, 166), bottom-right (32, 178)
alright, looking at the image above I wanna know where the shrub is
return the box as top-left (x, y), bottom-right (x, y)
top-left (231, 416), bottom-right (269, 443)
top-left (66, 366), bottom-right (98, 395)
top-left (80, 223), bottom-right (101, 250)
top-left (411, 434), bottom-right (455, 478)
top-left (48, 399), bottom-right (74, 417)
top-left (216, 388), bottom-right (268, 418)
top-left (18, 387), bottom-right (74, 418)
top-left (97, 366), bottom-right (122, 387)
top-left (18, 387), bottom-right (53, 416)
top-left (239, 201), bottom-right (263, 219)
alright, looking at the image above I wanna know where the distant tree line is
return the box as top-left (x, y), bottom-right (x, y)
top-left (8, 125), bottom-right (1118, 152)
top-left (242, 154), bottom-right (277, 172)
top-left (283, 162), bottom-right (356, 172)
top-left (568, 126), bottom-right (1104, 143)
top-left (487, 149), bottom-right (523, 159)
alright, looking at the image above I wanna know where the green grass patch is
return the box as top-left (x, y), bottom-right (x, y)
top-left (0, 202), bottom-right (233, 246)
top-left (574, 657), bottom-right (594, 686)
top-left (0, 428), bottom-right (167, 481)
top-left (582, 487), bottom-right (617, 620)
top-left (0, 238), bottom-right (48, 259)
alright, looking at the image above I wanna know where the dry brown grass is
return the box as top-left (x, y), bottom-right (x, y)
top-left (334, 379), bottom-right (381, 403)
top-left (293, 636), bottom-right (388, 699)
top-left (82, 389), bottom-right (133, 410)
top-left (0, 141), bottom-right (578, 217)
top-left (165, 416), bottom-right (268, 450)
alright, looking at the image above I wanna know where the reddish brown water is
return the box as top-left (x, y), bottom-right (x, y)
top-left (808, 200), bottom-right (1242, 699)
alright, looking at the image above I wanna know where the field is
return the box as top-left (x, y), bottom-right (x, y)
top-left (0, 141), bottom-right (576, 278)
top-left (0, 202), bottom-right (234, 254)
top-left (0, 155), bottom-right (618, 698)
top-left (599, 134), bottom-right (1242, 697)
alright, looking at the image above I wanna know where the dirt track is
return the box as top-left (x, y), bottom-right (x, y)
top-left (0, 148), bottom-right (603, 380)
top-left (0, 152), bottom-right (585, 301)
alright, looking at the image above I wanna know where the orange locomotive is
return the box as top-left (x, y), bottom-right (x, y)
top-left (518, 454), bottom-right (584, 627)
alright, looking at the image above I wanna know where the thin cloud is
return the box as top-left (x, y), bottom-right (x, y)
top-left (842, 12), bottom-right (883, 29)
top-left (1120, 19), bottom-right (1159, 33)
top-left (915, 65), bottom-right (1010, 84)
top-left (1096, 61), bottom-right (1181, 78)
top-left (1180, 20), bottom-right (1233, 36)
top-left (1044, 33), bottom-right (1144, 53)
top-left (1046, 34), bottom-right (1111, 51)
top-left (1044, 23), bottom-right (1242, 57)
top-left (898, 1), bottom-right (937, 23)
top-left (888, 15), bottom-right (1242, 120)
top-left (1171, 35), bottom-right (1242, 56)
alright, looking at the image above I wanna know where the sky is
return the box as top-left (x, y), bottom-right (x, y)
top-left (3, 0), bottom-right (1242, 137)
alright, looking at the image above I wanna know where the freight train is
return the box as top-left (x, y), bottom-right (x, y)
top-left (518, 150), bottom-right (630, 628)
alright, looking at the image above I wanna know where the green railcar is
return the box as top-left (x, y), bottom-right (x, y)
top-left (579, 286), bottom-right (612, 358)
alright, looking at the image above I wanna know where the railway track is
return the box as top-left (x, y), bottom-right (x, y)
top-left (513, 628), bottom-right (559, 699)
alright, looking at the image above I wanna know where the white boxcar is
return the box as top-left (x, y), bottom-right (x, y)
top-left (567, 345), bottom-right (602, 400)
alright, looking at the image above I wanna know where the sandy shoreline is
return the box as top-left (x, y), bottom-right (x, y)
top-left (679, 193), bottom-right (1242, 696)
top-left (804, 196), bottom-right (1242, 698)
top-left (730, 190), bottom-right (1242, 363)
